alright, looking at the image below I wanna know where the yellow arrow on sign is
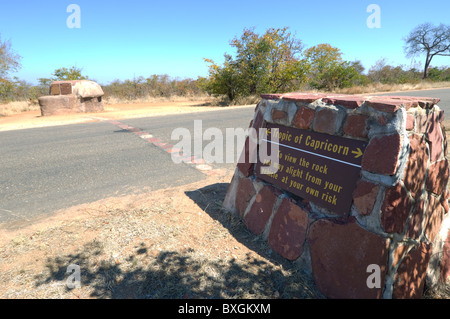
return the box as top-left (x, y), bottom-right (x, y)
top-left (352, 148), bottom-right (363, 159)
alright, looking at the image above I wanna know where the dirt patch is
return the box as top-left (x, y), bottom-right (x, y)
top-left (0, 172), bottom-right (323, 299)
top-left (0, 99), bottom-right (254, 132)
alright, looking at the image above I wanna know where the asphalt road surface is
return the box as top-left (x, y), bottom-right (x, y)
top-left (0, 106), bottom-right (255, 225)
top-left (1, 88), bottom-right (449, 226)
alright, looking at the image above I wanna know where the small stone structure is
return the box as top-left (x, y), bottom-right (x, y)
top-left (38, 80), bottom-right (104, 116)
top-left (223, 92), bottom-right (450, 299)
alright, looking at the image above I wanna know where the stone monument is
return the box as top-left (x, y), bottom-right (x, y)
top-left (38, 80), bottom-right (104, 116)
top-left (223, 92), bottom-right (450, 299)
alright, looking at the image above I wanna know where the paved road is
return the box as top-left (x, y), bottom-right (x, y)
top-left (1, 88), bottom-right (449, 226)
top-left (0, 107), bottom-right (255, 225)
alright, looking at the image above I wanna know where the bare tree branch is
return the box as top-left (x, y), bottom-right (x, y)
top-left (404, 23), bottom-right (450, 78)
top-left (0, 35), bottom-right (22, 80)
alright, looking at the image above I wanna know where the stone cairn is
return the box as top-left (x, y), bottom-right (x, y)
top-left (38, 80), bottom-right (104, 116)
top-left (223, 92), bottom-right (450, 299)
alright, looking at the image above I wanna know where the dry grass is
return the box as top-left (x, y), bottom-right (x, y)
top-left (1, 172), bottom-right (448, 299)
top-left (1, 81), bottom-right (449, 117)
top-left (0, 175), bottom-right (323, 299)
top-left (102, 94), bottom-right (214, 106)
top-left (331, 81), bottom-right (450, 95)
top-left (0, 100), bottom-right (40, 117)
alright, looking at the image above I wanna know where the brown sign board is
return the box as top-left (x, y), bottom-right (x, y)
top-left (255, 123), bottom-right (367, 216)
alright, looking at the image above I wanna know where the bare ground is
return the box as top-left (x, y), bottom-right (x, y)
top-left (0, 98), bottom-right (246, 132)
top-left (0, 172), bottom-right (323, 299)
top-left (1, 99), bottom-right (449, 299)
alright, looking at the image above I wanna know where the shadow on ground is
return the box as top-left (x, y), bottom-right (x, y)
top-left (184, 183), bottom-right (289, 264)
top-left (34, 182), bottom-right (324, 299)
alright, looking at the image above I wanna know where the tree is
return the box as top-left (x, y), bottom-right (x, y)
top-left (51, 66), bottom-right (88, 81)
top-left (204, 27), bottom-right (308, 101)
top-left (427, 66), bottom-right (450, 82)
top-left (404, 23), bottom-right (450, 79)
top-left (230, 27), bottom-right (307, 94)
top-left (319, 62), bottom-right (368, 90)
top-left (0, 35), bottom-right (22, 101)
top-left (303, 44), bottom-right (359, 90)
top-left (304, 44), bottom-right (343, 89)
top-left (303, 44), bottom-right (343, 78)
top-left (204, 54), bottom-right (244, 101)
top-left (0, 35), bottom-right (22, 82)
top-left (302, 44), bottom-right (369, 90)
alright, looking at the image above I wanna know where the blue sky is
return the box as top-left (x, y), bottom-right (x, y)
top-left (1, 0), bottom-right (450, 85)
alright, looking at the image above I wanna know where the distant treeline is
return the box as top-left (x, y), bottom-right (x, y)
top-left (102, 74), bottom-right (206, 101)
top-left (367, 60), bottom-right (450, 84)
top-left (0, 64), bottom-right (449, 104)
top-left (0, 74), bottom-right (206, 103)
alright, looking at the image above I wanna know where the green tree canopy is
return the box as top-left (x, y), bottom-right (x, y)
top-left (204, 27), bottom-right (309, 101)
top-left (303, 44), bottom-right (343, 77)
top-left (303, 44), bottom-right (366, 90)
top-left (51, 66), bottom-right (88, 81)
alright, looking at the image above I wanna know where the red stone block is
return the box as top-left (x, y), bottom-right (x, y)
top-left (381, 183), bottom-right (412, 234)
top-left (382, 96), bottom-right (419, 108)
top-left (403, 134), bottom-right (429, 198)
top-left (235, 178), bottom-right (256, 218)
top-left (252, 109), bottom-right (264, 130)
top-left (292, 106), bottom-right (315, 130)
top-left (393, 243), bottom-right (432, 299)
top-left (406, 114), bottom-right (415, 131)
top-left (406, 200), bottom-right (426, 240)
top-left (424, 194), bottom-right (444, 242)
top-left (282, 93), bottom-right (327, 103)
top-left (322, 96), bottom-right (366, 109)
top-left (437, 109), bottom-right (445, 122)
top-left (272, 109), bottom-right (287, 121)
top-left (244, 185), bottom-right (280, 235)
top-left (416, 112), bottom-right (430, 133)
top-left (308, 217), bottom-right (389, 299)
top-left (237, 162), bottom-right (254, 178)
top-left (440, 190), bottom-right (450, 213)
top-left (442, 124), bottom-right (448, 157)
top-left (386, 96), bottom-right (440, 108)
top-left (313, 108), bottom-right (339, 135)
top-left (268, 198), bottom-right (308, 261)
top-left (237, 136), bottom-right (257, 177)
top-left (426, 159), bottom-right (449, 195)
top-left (427, 113), bottom-right (444, 162)
top-left (343, 114), bottom-right (369, 138)
top-left (378, 115), bottom-right (387, 126)
top-left (254, 102), bottom-right (261, 112)
top-left (250, 109), bottom-right (266, 141)
top-left (260, 93), bottom-right (283, 100)
top-left (361, 133), bottom-right (402, 175)
top-left (352, 180), bottom-right (380, 216)
top-left (366, 97), bottom-right (414, 113)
